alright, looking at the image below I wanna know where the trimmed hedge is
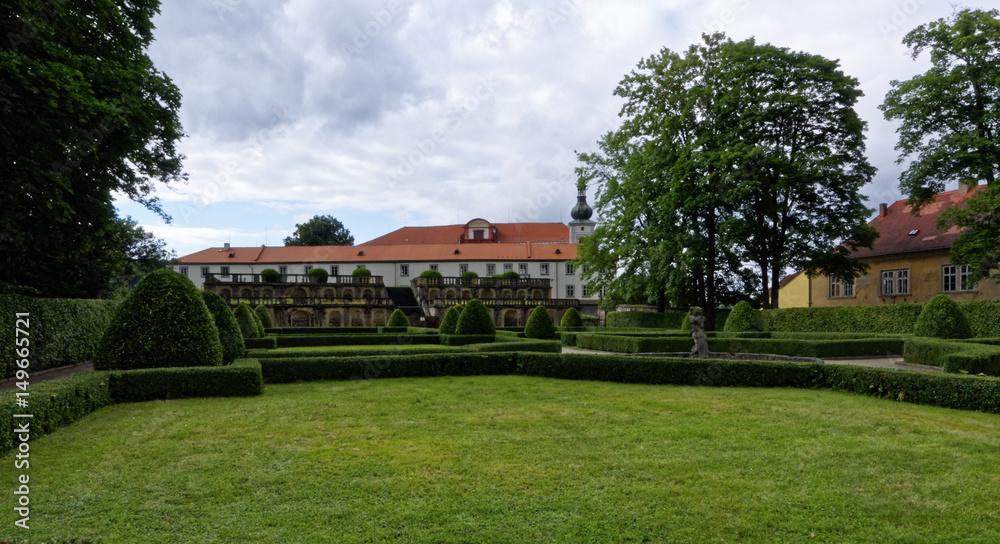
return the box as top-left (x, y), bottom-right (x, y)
top-left (606, 311), bottom-right (685, 329)
top-left (419, 269), bottom-right (443, 278)
top-left (438, 305), bottom-right (463, 335)
top-left (260, 268), bottom-right (280, 282)
top-left (904, 337), bottom-right (1000, 376)
top-left (203, 291), bottom-right (246, 365)
top-left (95, 270), bottom-right (223, 371)
top-left (108, 358), bottom-right (264, 402)
top-left (575, 333), bottom-right (904, 358)
top-left (245, 337), bottom-right (278, 349)
top-left (254, 304), bottom-right (274, 328)
top-left (466, 340), bottom-right (562, 353)
top-left (259, 353), bottom-right (519, 383)
top-left (524, 305), bottom-right (557, 339)
top-left (959, 301), bottom-right (1000, 337)
top-left (455, 299), bottom-right (495, 335)
top-left (0, 294), bottom-right (116, 378)
top-left (560, 307), bottom-right (583, 328)
top-left (267, 327), bottom-right (381, 335)
top-left (248, 346), bottom-right (457, 359)
top-left (387, 308), bottom-right (410, 327)
top-left (440, 334), bottom-right (496, 346)
top-left (308, 267), bottom-right (329, 283)
top-left (276, 334), bottom-right (441, 348)
top-left (914, 294), bottom-right (972, 339)
top-left (724, 301), bottom-right (763, 332)
top-left (762, 304), bottom-right (924, 334)
top-left (234, 303), bottom-right (263, 339)
top-left (352, 267), bottom-right (372, 276)
top-left (0, 371), bottom-right (113, 456)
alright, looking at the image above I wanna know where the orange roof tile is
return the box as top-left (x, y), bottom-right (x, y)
top-left (854, 185), bottom-right (986, 259)
top-left (361, 222), bottom-right (571, 245)
top-left (179, 243), bottom-right (578, 264)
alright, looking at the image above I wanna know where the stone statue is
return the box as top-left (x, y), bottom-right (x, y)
top-left (689, 306), bottom-right (709, 358)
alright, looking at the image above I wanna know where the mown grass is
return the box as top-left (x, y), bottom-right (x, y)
top-left (3, 376), bottom-right (999, 543)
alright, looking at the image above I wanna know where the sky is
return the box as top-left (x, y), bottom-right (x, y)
top-left (114, 0), bottom-right (967, 258)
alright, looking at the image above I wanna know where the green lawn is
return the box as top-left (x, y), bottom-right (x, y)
top-left (3, 376), bottom-right (999, 543)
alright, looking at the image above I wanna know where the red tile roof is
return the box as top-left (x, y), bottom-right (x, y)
top-left (179, 242), bottom-right (578, 264)
top-left (854, 185), bottom-right (986, 259)
top-left (361, 222), bottom-right (571, 245)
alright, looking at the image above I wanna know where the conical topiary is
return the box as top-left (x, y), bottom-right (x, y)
top-left (439, 304), bottom-right (464, 334)
top-left (234, 303), bottom-right (262, 339)
top-left (913, 294), bottom-right (973, 339)
top-left (560, 307), bottom-right (583, 327)
top-left (524, 305), bottom-right (557, 339)
top-left (455, 298), bottom-right (495, 335)
top-left (203, 291), bottom-right (246, 365)
top-left (251, 305), bottom-right (266, 337)
top-left (387, 308), bottom-right (410, 327)
top-left (723, 300), bottom-right (763, 332)
top-left (254, 304), bottom-right (273, 328)
top-left (94, 269), bottom-right (223, 370)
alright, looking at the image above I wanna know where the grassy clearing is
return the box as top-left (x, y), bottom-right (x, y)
top-left (3, 376), bottom-right (999, 543)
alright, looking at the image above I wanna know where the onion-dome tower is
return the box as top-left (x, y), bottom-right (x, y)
top-left (569, 189), bottom-right (596, 243)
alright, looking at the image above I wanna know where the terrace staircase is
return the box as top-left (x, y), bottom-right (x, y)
top-left (386, 287), bottom-right (425, 320)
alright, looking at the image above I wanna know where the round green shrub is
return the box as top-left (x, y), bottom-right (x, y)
top-left (499, 270), bottom-right (520, 280)
top-left (260, 268), bottom-right (280, 282)
top-left (723, 301), bottom-right (762, 332)
top-left (254, 304), bottom-right (273, 328)
top-left (202, 291), bottom-right (246, 365)
top-left (560, 307), bottom-right (583, 328)
top-left (308, 267), bottom-right (329, 283)
top-left (234, 303), bottom-right (262, 339)
top-left (387, 308), bottom-right (410, 327)
top-left (460, 270), bottom-right (479, 281)
top-left (524, 305), bottom-right (556, 339)
top-left (439, 304), bottom-right (464, 334)
top-left (913, 294), bottom-right (973, 339)
top-left (419, 269), bottom-right (443, 279)
top-left (455, 298), bottom-right (496, 335)
top-left (352, 267), bottom-right (372, 276)
top-left (94, 269), bottom-right (223, 370)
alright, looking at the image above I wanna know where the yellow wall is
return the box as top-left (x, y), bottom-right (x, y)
top-left (810, 250), bottom-right (1000, 307)
top-left (778, 272), bottom-right (810, 308)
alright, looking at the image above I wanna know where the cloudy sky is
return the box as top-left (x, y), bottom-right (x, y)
top-left (114, 0), bottom-right (964, 257)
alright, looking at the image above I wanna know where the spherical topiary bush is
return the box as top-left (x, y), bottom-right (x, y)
top-left (499, 270), bottom-right (520, 280)
top-left (387, 308), bottom-right (410, 327)
top-left (234, 303), bottom-right (262, 339)
top-left (455, 298), bottom-right (496, 335)
top-left (460, 270), bottom-right (479, 281)
top-left (308, 267), bottom-right (329, 283)
top-left (439, 304), bottom-right (464, 334)
top-left (419, 269), bottom-right (443, 279)
top-left (261, 268), bottom-right (280, 283)
top-left (723, 300), bottom-right (763, 333)
top-left (94, 269), bottom-right (223, 370)
top-left (560, 307), bottom-right (583, 328)
top-left (352, 267), bottom-right (372, 276)
top-left (913, 294), bottom-right (973, 339)
top-left (202, 291), bottom-right (246, 365)
top-left (254, 304), bottom-right (273, 328)
top-left (525, 305), bottom-right (557, 339)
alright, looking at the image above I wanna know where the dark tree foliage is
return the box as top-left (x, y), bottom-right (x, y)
top-left (881, 8), bottom-right (1000, 284)
top-left (284, 215), bottom-right (354, 246)
top-left (1, 0), bottom-right (185, 297)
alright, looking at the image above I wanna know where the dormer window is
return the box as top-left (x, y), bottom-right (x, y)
top-left (908, 229), bottom-right (919, 236)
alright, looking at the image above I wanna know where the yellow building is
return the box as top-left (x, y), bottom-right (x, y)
top-left (807, 182), bottom-right (1000, 307)
top-left (777, 271), bottom-right (810, 308)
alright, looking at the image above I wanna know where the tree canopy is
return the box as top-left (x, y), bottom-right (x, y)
top-left (880, 8), bottom-right (1000, 284)
top-left (284, 215), bottom-right (355, 246)
top-left (1, 0), bottom-right (185, 297)
top-left (577, 33), bottom-right (876, 321)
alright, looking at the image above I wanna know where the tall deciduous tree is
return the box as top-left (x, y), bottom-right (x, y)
top-left (880, 8), bottom-right (1000, 283)
top-left (577, 33), bottom-right (876, 320)
top-left (1, 0), bottom-right (186, 297)
top-left (284, 215), bottom-right (355, 246)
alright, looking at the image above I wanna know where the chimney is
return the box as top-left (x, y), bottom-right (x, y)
top-left (223, 242), bottom-right (231, 251)
top-left (958, 179), bottom-right (979, 193)
top-left (878, 203), bottom-right (887, 218)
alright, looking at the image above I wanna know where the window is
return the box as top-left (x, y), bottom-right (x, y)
top-left (355, 264), bottom-right (365, 269)
top-left (278, 265), bottom-right (287, 277)
top-left (881, 269), bottom-right (909, 296)
top-left (201, 266), bottom-right (210, 277)
top-left (459, 264), bottom-right (469, 274)
top-left (430, 264), bottom-right (438, 272)
top-left (220, 266), bottom-right (230, 277)
top-left (487, 263), bottom-right (496, 275)
top-left (566, 284), bottom-right (575, 297)
top-left (942, 264), bottom-right (975, 292)
top-left (474, 229), bottom-right (485, 240)
top-left (582, 284), bottom-right (589, 297)
top-left (179, 266), bottom-right (189, 277)
top-left (828, 277), bottom-right (854, 298)
top-left (518, 263), bottom-right (528, 275)
top-left (503, 263), bottom-right (513, 272)
top-left (400, 264), bottom-right (409, 277)
top-left (540, 263), bottom-right (549, 276)
top-left (304, 266), bottom-right (311, 274)
top-left (330, 265), bottom-right (339, 276)
top-left (566, 263), bottom-right (575, 275)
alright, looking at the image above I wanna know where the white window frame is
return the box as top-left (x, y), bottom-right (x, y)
top-left (459, 264), bottom-right (468, 274)
top-left (828, 277), bottom-right (855, 299)
top-left (503, 263), bottom-right (513, 272)
top-left (539, 263), bottom-right (549, 276)
top-left (179, 266), bottom-right (189, 277)
top-left (400, 264), bottom-right (409, 277)
top-left (582, 284), bottom-right (589, 297)
top-left (330, 265), bottom-right (339, 276)
top-left (200, 266), bottom-right (210, 277)
top-left (278, 265), bottom-right (287, 277)
top-left (518, 263), bottom-right (528, 275)
top-left (881, 268), bottom-right (910, 296)
top-left (220, 266), bottom-right (230, 277)
top-left (566, 263), bottom-right (575, 275)
top-left (566, 284), bottom-right (575, 297)
top-left (430, 264), bottom-right (439, 272)
top-left (487, 263), bottom-right (496, 275)
top-left (942, 264), bottom-right (975, 293)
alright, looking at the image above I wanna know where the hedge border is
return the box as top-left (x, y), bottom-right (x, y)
top-left (107, 358), bottom-right (264, 403)
top-left (904, 338), bottom-right (1000, 376)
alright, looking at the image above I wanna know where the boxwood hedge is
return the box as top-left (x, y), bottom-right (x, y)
top-left (108, 358), bottom-right (264, 402)
top-left (605, 311), bottom-right (686, 329)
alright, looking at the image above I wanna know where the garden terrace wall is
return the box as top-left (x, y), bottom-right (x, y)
top-left (0, 294), bottom-right (115, 378)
